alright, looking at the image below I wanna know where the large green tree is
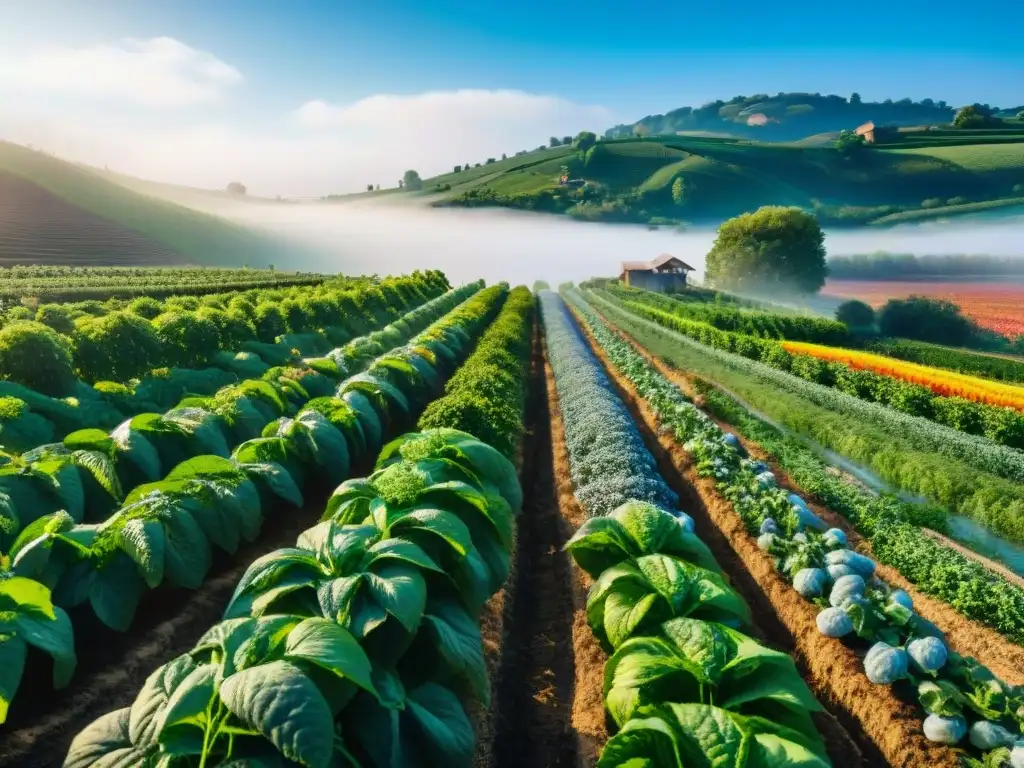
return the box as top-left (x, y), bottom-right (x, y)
top-left (573, 131), bottom-right (597, 152)
top-left (705, 206), bottom-right (828, 294)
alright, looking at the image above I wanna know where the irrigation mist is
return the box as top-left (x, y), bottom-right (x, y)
top-left (185, 196), bottom-right (1024, 286)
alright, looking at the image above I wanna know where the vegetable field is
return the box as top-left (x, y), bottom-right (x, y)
top-left (1, 277), bottom-right (1023, 768)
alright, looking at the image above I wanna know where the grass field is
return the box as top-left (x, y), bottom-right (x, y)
top-left (885, 142), bottom-right (1024, 171)
top-left (0, 141), bottom-right (284, 265)
top-left (420, 133), bottom-right (1024, 226)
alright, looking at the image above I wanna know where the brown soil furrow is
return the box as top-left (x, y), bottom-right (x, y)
top-left (542, 332), bottom-right (609, 767)
top-left (571, 306), bottom-right (959, 768)
top-left (600, 313), bottom-right (1024, 685)
top-left (492, 327), bottom-right (586, 768)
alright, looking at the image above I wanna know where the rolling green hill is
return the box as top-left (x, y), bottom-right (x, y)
top-left (419, 133), bottom-right (1024, 227)
top-left (604, 92), bottom-right (959, 141)
top-left (0, 142), bottom-right (288, 266)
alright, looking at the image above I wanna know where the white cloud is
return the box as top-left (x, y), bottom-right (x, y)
top-left (0, 37), bottom-right (242, 106)
top-left (0, 32), bottom-right (610, 196)
top-left (292, 89), bottom-right (610, 158)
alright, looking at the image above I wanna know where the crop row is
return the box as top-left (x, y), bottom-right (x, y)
top-left (690, 379), bottom-right (1024, 646)
top-left (783, 340), bottom-right (1024, 412)
top-left (0, 271), bottom-right (449, 398)
top-left (0, 282), bottom-right (504, 727)
top-left (602, 281), bottom-right (851, 345)
top-left (539, 290), bottom-right (834, 768)
top-left (0, 281), bottom-right (484, 549)
top-left (61, 283), bottom-right (535, 766)
top-left (537, 291), bottom-right (676, 515)
top-left (0, 272), bottom-right (448, 453)
top-left (64, 429), bottom-right (521, 768)
top-left (419, 286), bottom-right (534, 460)
top-left (586, 291), bottom-right (1024, 546)
top-left (567, 288), bottom-right (1024, 766)
top-left (0, 266), bottom-right (325, 303)
top-left (611, 290), bottom-right (1024, 450)
top-left (866, 338), bottom-right (1024, 385)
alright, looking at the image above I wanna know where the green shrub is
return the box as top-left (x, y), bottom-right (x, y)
top-left (197, 307), bottom-right (256, 348)
top-left (227, 296), bottom-right (257, 320)
top-left (35, 304), bottom-right (77, 335)
top-left (253, 303), bottom-right (287, 342)
top-left (0, 321), bottom-right (77, 395)
top-left (879, 296), bottom-right (974, 345)
top-left (166, 295), bottom-right (201, 311)
top-left (127, 296), bottom-right (164, 319)
top-left (5, 307), bottom-right (33, 321)
top-left (153, 311), bottom-right (221, 368)
top-left (74, 312), bottom-right (163, 382)
top-left (835, 299), bottom-right (875, 329)
top-left (281, 299), bottom-right (315, 333)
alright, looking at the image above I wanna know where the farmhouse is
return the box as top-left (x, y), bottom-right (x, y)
top-left (855, 121), bottom-right (876, 143)
top-left (619, 254), bottom-right (694, 292)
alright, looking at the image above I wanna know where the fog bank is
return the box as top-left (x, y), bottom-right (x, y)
top-left (190, 196), bottom-right (1024, 285)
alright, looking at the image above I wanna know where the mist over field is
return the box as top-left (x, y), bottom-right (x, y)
top-left (185, 195), bottom-right (1024, 285)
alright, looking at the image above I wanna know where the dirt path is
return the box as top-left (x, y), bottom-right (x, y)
top-left (492, 332), bottom-right (597, 768)
top-left (599, 310), bottom-right (1024, 684)
top-left (570, 305), bottom-right (961, 768)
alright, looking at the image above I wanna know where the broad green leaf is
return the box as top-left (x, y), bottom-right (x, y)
top-left (156, 662), bottom-right (217, 737)
top-left (182, 492), bottom-right (238, 555)
top-left (0, 637), bottom-right (27, 724)
top-left (718, 633), bottom-right (823, 716)
top-left (129, 654), bottom-right (199, 746)
top-left (164, 455), bottom-right (239, 481)
top-left (660, 618), bottom-right (735, 685)
top-left (565, 516), bottom-right (639, 578)
top-left (364, 563), bottom-right (427, 633)
top-left (390, 506), bottom-right (472, 556)
top-left (604, 589), bottom-right (659, 649)
top-left (364, 538), bottom-right (444, 573)
top-left (219, 659), bottom-right (334, 768)
top-left (16, 606), bottom-right (76, 688)
top-left (73, 449), bottom-right (124, 501)
top-left (46, 460), bottom-right (85, 522)
top-left (249, 572), bottom-right (318, 617)
top-left (597, 713), bottom-right (684, 768)
top-left (322, 478), bottom-right (375, 525)
top-left (424, 599), bottom-right (489, 704)
top-left (665, 703), bottom-right (746, 768)
top-left (117, 518), bottom-right (165, 589)
top-left (284, 617), bottom-right (377, 696)
top-left (110, 423), bottom-right (162, 483)
top-left (406, 682), bottom-right (475, 766)
top-left (90, 552), bottom-right (147, 632)
top-left (243, 461), bottom-right (304, 508)
top-left (0, 575), bottom-right (57, 619)
top-left (605, 636), bottom-right (697, 728)
top-left (752, 733), bottom-right (831, 768)
top-left (64, 708), bottom-right (142, 768)
top-left (316, 575), bottom-right (362, 624)
top-left (226, 549), bottom-right (320, 619)
top-left (162, 506), bottom-right (212, 589)
top-left (64, 428), bottom-right (115, 454)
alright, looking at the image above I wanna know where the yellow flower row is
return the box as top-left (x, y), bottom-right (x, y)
top-left (782, 341), bottom-right (1024, 412)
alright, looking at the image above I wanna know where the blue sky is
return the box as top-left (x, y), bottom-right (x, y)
top-left (1, 0), bottom-right (1021, 194)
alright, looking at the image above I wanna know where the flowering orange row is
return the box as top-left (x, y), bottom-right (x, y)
top-left (782, 341), bottom-right (1024, 412)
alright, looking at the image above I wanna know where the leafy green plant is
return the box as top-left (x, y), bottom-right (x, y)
top-left (598, 703), bottom-right (831, 768)
top-left (0, 321), bottom-right (76, 396)
top-left (65, 428), bottom-right (523, 766)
